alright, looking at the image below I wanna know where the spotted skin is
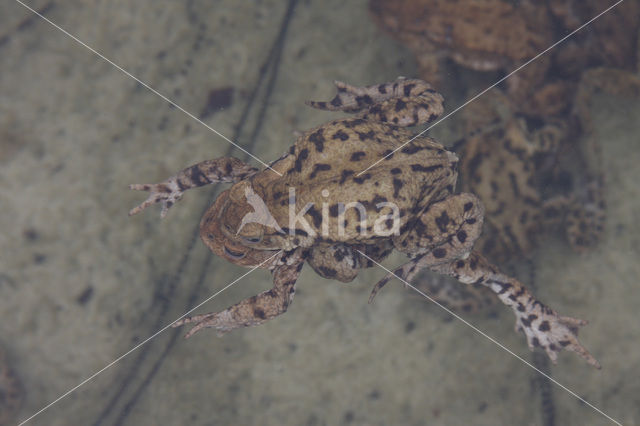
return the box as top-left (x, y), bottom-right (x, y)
top-left (173, 248), bottom-right (305, 337)
top-left (431, 252), bottom-right (601, 368)
top-left (130, 78), bottom-right (598, 367)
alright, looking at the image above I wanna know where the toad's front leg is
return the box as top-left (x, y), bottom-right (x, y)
top-left (129, 157), bottom-right (258, 217)
top-left (307, 77), bottom-right (444, 127)
top-left (431, 251), bottom-right (600, 368)
top-left (172, 250), bottom-right (304, 338)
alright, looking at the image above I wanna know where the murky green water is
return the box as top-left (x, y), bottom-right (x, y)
top-left (1, 1), bottom-right (639, 425)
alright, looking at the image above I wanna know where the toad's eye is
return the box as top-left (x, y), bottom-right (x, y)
top-left (241, 235), bottom-right (262, 244)
top-left (224, 246), bottom-right (246, 259)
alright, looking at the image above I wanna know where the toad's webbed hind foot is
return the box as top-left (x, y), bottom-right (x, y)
top-left (307, 77), bottom-right (444, 127)
top-left (129, 157), bottom-right (258, 217)
top-left (432, 251), bottom-right (600, 368)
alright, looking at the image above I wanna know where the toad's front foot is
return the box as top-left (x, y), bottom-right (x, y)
top-left (516, 306), bottom-right (600, 369)
top-left (128, 178), bottom-right (184, 218)
top-left (173, 312), bottom-right (234, 338)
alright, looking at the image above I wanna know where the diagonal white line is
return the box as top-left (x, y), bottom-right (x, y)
top-left (357, 0), bottom-right (627, 176)
top-left (17, 250), bottom-right (282, 426)
top-left (13, 0), bottom-right (282, 176)
top-left (357, 250), bottom-right (621, 426)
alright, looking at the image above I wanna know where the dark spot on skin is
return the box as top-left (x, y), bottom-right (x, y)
top-left (329, 204), bottom-right (340, 217)
top-left (293, 238), bottom-right (300, 245)
top-left (517, 303), bottom-right (525, 312)
top-left (382, 149), bottom-right (394, 160)
top-left (470, 258), bottom-right (477, 270)
top-left (433, 248), bottom-right (446, 258)
top-left (289, 145), bottom-right (296, 154)
top-left (344, 118), bottom-right (365, 128)
top-left (334, 250), bottom-right (345, 262)
top-left (372, 195), bottom-right (387, 205)
top-left (466, 218), bottom-right (476, 225)
top-left (394, 99), bottom-right (407, 112)
top-left (391, 168), bottom-right (402, 175)
top-left (392, 178), bottom-right (403, 198)
top-left (357, 130), bottom-right (375, 141)
top-left (332, 130), bottom-right (349, 141)
top-left (318, 266), bottom-right (337, 277)
top-left (435, 211), bottom-right (450, 233)
top-left (559, 340), bottom-right (571, 347)
top-left (355, 94), bottom-right (373, 106)
top-left (457, 230), bottom-right (467, 243)
top-left (350, 151), bottom-right (366, 161)
top-left (392, 117), bottom-right (399, 124)
top-left (189, 165), bottom-right (210, 186)
top-left (456, 260), bottom-right (465, 268)
top-left (294, 228), bottom-right (309, 237)
top-left (403, 83), bottom-right (415, 96)
top-left (340, 170), bottom-right (354, 184)
top-left (401, 145), bottom-right (425, 155)
top-left (378, 84), bottom-right (387, 94)
top-left (294, 148), bottom-right (309, 172)
top-left (273, 191), bottom-right (283, 199)
top-left (308, 129), bottom-right (325, 152)
top-left (254, 307), bottom-right (267, 320)
top-left (532, 337), bottom-right (540, 347)
top-left (496, 281), bottom-right (512, 294)
top-left (309, 163), bottom-right (331, 179)
top-left (463, 202), bottom-right (473, 212)
top-left (385, 218), bottom-right (393, 229)
top-left (549, 344), bottom-right (557, 351)
top-left (330, 97), bottom-right (342, 107)
top-left (306, 205), bottom-right (322, 228)
top-left (538, 321), bottom-right (550, 331)
top-left (353, 173), bottom-right (371, 184)
top-left (411, 164), bottom-right (443, 173)
top-left (225, 162), bottom-right (233, 175)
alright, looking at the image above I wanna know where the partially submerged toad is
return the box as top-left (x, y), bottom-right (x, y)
top-left (130, 78), bottom-right (599, 367)
top-left (369, 0), bottom-right (640, 117)
top-left (456, 91), bottom-right (605, 261)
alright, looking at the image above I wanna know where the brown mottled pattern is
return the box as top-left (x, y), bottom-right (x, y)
top-left (129, 78), bottom-right (600, 367)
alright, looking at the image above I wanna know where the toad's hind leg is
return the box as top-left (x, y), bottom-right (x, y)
top-left (172, 252), bottom-right (304, 338)
top-left (129, 157), bottom-right (258, 217)
top-left (307, 77), bottom-right (444, 127)
top-left (369, 193), bottom-right (484, 301)
top-left (430, 252), bottom-right (600, 368)
top-left (412, 273), bottom-right (495, 314)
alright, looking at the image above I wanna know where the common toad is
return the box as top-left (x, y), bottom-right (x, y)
top-left (369, 0), bottom-right (639, 117)
top-left (130, 78), bottom-right (599, 367)
top-left (456, 91), bottom-right (605, 261)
